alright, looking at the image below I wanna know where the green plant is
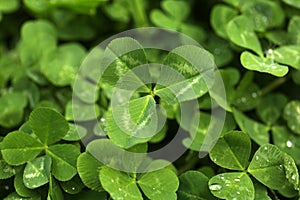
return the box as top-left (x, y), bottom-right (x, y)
top-left (0, 0), bottom-right (300, 199)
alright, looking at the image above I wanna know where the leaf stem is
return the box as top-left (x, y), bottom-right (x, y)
top-left (131, 0), bottom-right (148, 27)
top-left (260, 76), bottom-right (289, 96)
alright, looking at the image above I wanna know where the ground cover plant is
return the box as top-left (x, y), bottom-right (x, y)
top-left (0, 0), bottom-right (300, 199)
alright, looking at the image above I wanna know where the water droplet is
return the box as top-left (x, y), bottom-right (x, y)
top-left (237, 191), bottom-right (241, 195)
top-left (118, 188), bottom-right (122, 191)
top-left (220, 176), bottom-right (225, 180)
top-left (152, 187), bottom-right (156, 190)
top-left (234, 178), bottom-right (240, 182)
top-left (241, 97), bottom-right (246, 103)
top-left (252, 92), bottom-right (257, 98)
top-left (71, 187), bottom-right (75, 191)
top-left (286, 140), bottom-right (293, 148)
top-left (267, 49), bottom-right (273, 55)
top-left (124, 194), bottom-right (128, 197)
top-left (264, 146), bottom-right (268, 151)
top-left (291, 174), bottom-right (296, 180)
top-left (255, 156), bottom-right (259, 161)
top-left (271, 65), bottom-right (277, 69)
top-left (279, 164), bottom-right (283, 168)
top-left (200, 90), bottom-right (204, 94)
top-left (213, 158), bottom-right (217, 162)
top-left (225, 183), bottom-right (230, 187)
top-left (111, 179), bottom-right (115, 183)
top-left (100, 117), bottom-right (106, 122)
top-left (4, 185), bottom-right (9, 190)
top-left (209, 184), bottom-right (222, 191)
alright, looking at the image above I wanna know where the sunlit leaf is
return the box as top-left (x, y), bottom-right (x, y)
top-left (209, 172), bottom-right (254, 200)
top-left (241, 51), bottom-right (288, 77)
top-left (23, 156), bottom-right (51, 189)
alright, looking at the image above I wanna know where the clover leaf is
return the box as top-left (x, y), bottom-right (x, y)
top-left (19, 20), bottom-right (57, 69)
top-left (41, 43), bottom-right (86, 86)
top-left (240, 51), bottom-right (289, 77)
top-left (154, 45), bottom-right (212, 103)
top-left (288, 16), bottom-right (300, 44)
top-left (77, 152), bottom-right (103, 192)
top-left (0, 0), bottom-right (19, 13)
top-left (273, 45), bottom-right (300, 70)
top-left (233, 108), bottom-right (270, 145)
top-left (208, 131), bottom-right (299, 199)
top-left (106, 95), bottom-right (158, 148)
top-left (272, 126), bottom-right (300, 165)
top-left (210, 131), bottom-right (251, 170)
top-left (0, 92), bottom-right (27, 128)
top-left (178, 171), bottom-right (216, 200)
top-left (0, 160), bottom-right (16, 180)
top-left (256, 93), bottom-right (287, 125)
top-left (14, 169), bottom-right (40, 198)
top-left (282, 0), bottom-right (300, 9)
top-left (283, 100), bottom-right (300, 135)
top-left (226, 15), bottom-right (263, 57)
top-left (209, 172), bottom-right (254, 200)
top-left (45, 144), bottom-right (80, 181)
top-left (29, 107), bottom-right (69, 145)
top-left (248, 144), bottom-right (298, 191)
top-left (24, 0), bottom-right (107, 15)
top-left (1, 131), bottom-right (44, 166)
top-left (150, 0), bottom-right (205, 42)
top-left (210, 5), bottom-right (238, 39)
top-left (100, 166), bottom-right (179, 200)
top-left (241, 0), bottom-right (285, 32)
top-left (23, 155), bottom-right (51, 189)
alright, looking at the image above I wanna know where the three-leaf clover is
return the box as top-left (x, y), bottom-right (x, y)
top-left (208, 131), bottom-right (299, 200)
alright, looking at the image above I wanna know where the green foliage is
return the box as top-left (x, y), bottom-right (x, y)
top-left (0, 0), bottom-right (300, 199)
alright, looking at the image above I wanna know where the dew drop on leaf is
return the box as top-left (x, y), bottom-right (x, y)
top-left (234, 178), bottom-right (240, 182)
top-left (286, 140), bottom-right (293, 148)
top-left (271, 65), bottom-right (277, 69)
top-left (100, 117), bottom-right (106, 122)
top-left (209, 184), bottom-right (222, 191)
